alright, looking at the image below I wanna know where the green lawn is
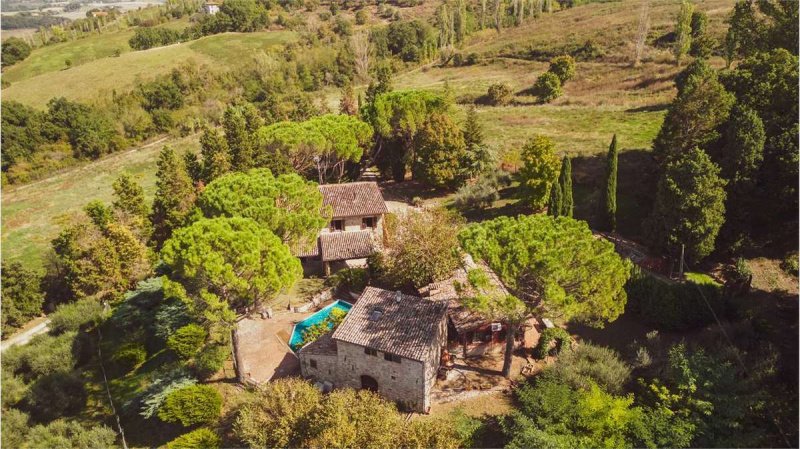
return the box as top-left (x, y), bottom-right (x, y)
top-left (2, 30), bottom-right (297, 108)
top-left (1, 134), bottom-right (199, 269)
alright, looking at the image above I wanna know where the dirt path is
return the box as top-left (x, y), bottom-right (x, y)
top-left (1, 318), bottom-right (50, 352)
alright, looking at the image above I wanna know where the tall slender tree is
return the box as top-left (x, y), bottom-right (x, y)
top-left (150, 146), bottom-right (196, 249)
top-left (673, 0), bottom-right (694, 66)
top-left (548, 181), bottom-right (563, 217)
top-left (600, 135), bottom-right (618, 232)
top-left (559, 155), bottom-right (573, 217)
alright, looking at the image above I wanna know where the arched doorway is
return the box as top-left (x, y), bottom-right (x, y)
top-left (360, 375), bottom-right (378, 392)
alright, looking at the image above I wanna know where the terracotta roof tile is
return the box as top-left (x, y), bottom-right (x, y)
top-left (332, 287), bottom-right (448, 362)
top-left (319, 182), bottom-right (388, 218)
top-left (319, 231), bottom-right (375, 262)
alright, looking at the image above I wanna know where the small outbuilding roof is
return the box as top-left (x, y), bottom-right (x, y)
top-left (299, 331), bottom-right (338, 356)
top-left (418, 254), bottom-right (510, 334)
top-left (332, 287), bottom-right (448, 362)
top-left (319, 182), bottom-right (388, 218)
top-left (319, 230), bottom-right (375, 262)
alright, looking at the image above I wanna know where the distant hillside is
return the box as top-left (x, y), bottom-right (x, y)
top-left (2, 30), bottom-right (297, 108)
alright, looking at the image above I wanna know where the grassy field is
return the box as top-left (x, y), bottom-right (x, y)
top-left (2, 30), bottom-right (297, 108)
top-left (2, 19), bottom-right (192, 84)
top-left (1, 134), bottom-right (199, 268)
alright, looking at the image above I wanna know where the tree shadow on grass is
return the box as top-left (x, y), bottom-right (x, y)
top-left (571, 149), bottom-right (658, 240)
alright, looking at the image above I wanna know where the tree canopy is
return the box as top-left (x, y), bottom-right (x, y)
top-left (458, 214), bottom-right (632, 326)
top-left (256, 114), bottom-right (373, 183)
top-left (160, 217), bottom-right (302, 310)
top-left (197, 168), bottom-right (329, 248)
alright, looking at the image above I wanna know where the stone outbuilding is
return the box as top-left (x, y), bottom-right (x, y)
top-left (298, 287), bottom-right (448, 412)
top-left (418, 254), bottom-right (541, 357)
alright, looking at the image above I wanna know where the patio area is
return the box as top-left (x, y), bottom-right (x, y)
top-left (233, 310), bottom-right (306, 385)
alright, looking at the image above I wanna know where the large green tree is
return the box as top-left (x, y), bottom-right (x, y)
top-left (459, 215), bottom-right (631, 324)
top-left (362, 90), bottom-right (450, 182)
top-left (412, 112), bottom-right (468, 188)
top-left (112, 173), bottom-right (151, 242)
top-left (197, 168), bottom-right (329, 248)
top-left (257, 114), bottom-right (373, 183)
top-left (225, 103), bottom-right (263, 171)
top-left (652, 69), bottom-right (735, 161)
top-left (673, 1), bottom-right (694, 66)
top-left (459, 215), bottom-right (631, 375)
top-left (644, 147), bottom-right (727, 263)
top-left (161, 217), bottom-right (301, 311)
top-left (1, 262), bottom-right (44, 334)
top-left (517, 135), bottom-right (561, 211)
top-left (150, 146), bottom-right (196, 249)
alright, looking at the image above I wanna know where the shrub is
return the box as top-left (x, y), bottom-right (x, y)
top-left (2, 373), bottom-right (28, 408)
top-left (533, 72), bottom-right (562, 103)
top-left (193, 344), bottom-right (228, 380)
top-left (548, 55), bottom-right (576, 83)
top-left (534, 327), bottom-right (571, 359)
top-left (26, 371), bottom-right (88, 421)
top-left (486, 82), bottom-right (513, 106)
top-left (453, 179), bottom-right (499, 210)
top-left (355, 9), bottom-right (368, 25)
top-left (138, 368), bottom-right (196, 418)
top-left (732, 257), bottom-right (752, 283)
top-left (111, 342), bottom-right (147, 374)
top-left (24, 419), bottom-right (117, 448)
top-left (167, 324), bottom-right (207, 359)
top-left (329, 267), bottom-right (368, 293)
top-left (48, 298), bottom-right (107, 334)
top-left (150, 108), bottom-right (174, 132)
top-left (465, 52), bottom-right (480, 65)
top-left (781, 252), bottom-right (798, 276)
top-left (543, 343), bottom-right (631, 394)
top-left (166, 428), bottom-right (221, 449)
top-left (3, 331), bottom-right (78, 381)
top-left (233, 378), bottom-right (322, 448)
top-left (158, 384), bottom-right (222, 427)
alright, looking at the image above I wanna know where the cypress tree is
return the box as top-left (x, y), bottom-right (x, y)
top-left (150, 146), bottom-right (196, 249)
top-left (559, 155), bottom-right (573, 217)
top-left (601, 135), bottom-right (618, 231)
top-left (548, 181), bottom-right (563, 217)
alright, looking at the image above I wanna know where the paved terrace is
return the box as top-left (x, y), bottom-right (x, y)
top-left (234, 310), bottom-right (309, 384)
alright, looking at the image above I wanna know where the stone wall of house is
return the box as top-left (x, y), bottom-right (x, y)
top-left (335, 341), bottom-right (427, 412)
top-left (320, 215), bottom-right (383, 237)
top-left (422, 313), bottom-right (447, 412)
top-left (299, 352), bottom-right (338, 381)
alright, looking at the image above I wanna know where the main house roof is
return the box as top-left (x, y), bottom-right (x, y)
top-left (332, 287), bottom-right (448, 362)
top-left (319, 182), bottom-right (388, 218)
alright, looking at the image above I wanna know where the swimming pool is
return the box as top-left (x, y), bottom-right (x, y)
top-left (289, 300), bottom-right (352, 350)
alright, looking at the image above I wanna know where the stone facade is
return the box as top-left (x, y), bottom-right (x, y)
top-left (299, 288), bottom-right (448, 413)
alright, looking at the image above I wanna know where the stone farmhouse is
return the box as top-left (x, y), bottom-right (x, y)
top-left (298, 287), bottom-right (448, 413)
top-left (296, 182), bottom-right (388, 275)
top-left (294, 185), bottom-right (542, 412)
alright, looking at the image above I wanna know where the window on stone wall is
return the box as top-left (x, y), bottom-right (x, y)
top-left (365, 347), bottom-right (378, 356)
top-left (384, 352), bottom-right (401, 363)
top-left (330, 219), bottom-right (344, 232)
top-left (310, 359), bottom-right (317, 368)
top-left (362, 216), bottom-right (376, 229)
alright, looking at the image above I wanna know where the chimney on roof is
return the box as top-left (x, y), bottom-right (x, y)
top-left (394, 290), bottom-right (402, 303)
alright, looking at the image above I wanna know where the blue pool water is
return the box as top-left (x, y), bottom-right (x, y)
top-left (290, 300), bottom-right (352, 350)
